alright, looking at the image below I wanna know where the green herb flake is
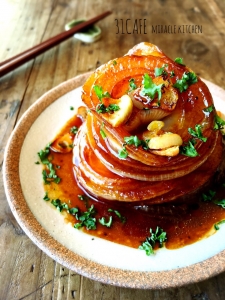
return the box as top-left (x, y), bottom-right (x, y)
top-left (38, 144), bottom-right (61, 184)
top-left (214, 114), bottom-right (225, 130)
top-left (129, 78), bottom-right (137, 91)
top-left (173, 72), bottom-right (198, 93)
top-left (69, 207), bottom-right (79, 215)
top-left (100, 128), bottom-right (106, 139)
top-left (203, 105), bottom-right (215, 113)
top-left (188, 124), bottom-right (207, 142)
top-left (51, 199), bottom-right (69, 212)
top-left (99, 122), bottom-right (107, 138)
top-left (43, 192), bottom-right (50, 201)
top-left (118, 147), bottom-right (128, 159)
top-left (139, 227), bottom-right (167, 256)
top-left (46, 163), bottom-right (61, 184)
top-left (139, 240), bottom-right (154, 256)
top-left (141, 73), bottom-right (163, 100)
top-left (35, 161), bottom-right (40, 164)
top-left (202, 190), bottom-right (216, 202)
top-left (74, 205), bottom-right (96, 230)
top-left (112, 60), bottom-right (117, 65)
top-left (99, 216), bottom-right (113, 227)
top-left (38, 144), bottom-right (51, 165)
top-left (174, 57), bottom-right (185, 65)
top-left (54, 177), bottom-right (61, 184)
top-left (124, 135), bottom-right (142, 147)
top-left (96, 103), bottom-right (106, 113)
top-left (107, 104), bottom-right (120, 112)
top-left (214, 199), bottom-right (225, 209)
top-left (124, 135), bottom-right (149, 150)
top-left (96, 103), bottom-right (120, 114)
top-left (42, 170), bottom-right (50, 185)
top-left (93, 85), bottom-right (111, 102)
top-left (108, 209), bottom-right (126, 223)
top-left (70, 126), bottom-right (78, 135)
top-left (154, 64), bottom-right (168, 77)
top-left (214, 220), bottom-right (225, 230)
top-left (170, 70), bottom-right (175, 78)
top-left (70, 106), bottom-right (74, 110)
top-left (180, 139), bottom-right (199, 157)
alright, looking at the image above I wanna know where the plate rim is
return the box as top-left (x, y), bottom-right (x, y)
top-left (3, 73), bottom-right (225, 289)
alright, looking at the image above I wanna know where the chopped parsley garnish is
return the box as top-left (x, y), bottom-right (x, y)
top-left (139, 227), bottom-right (167, 256)
top-left (173, 72), bottom-right (198, 93)
top-left (51, 199), bottom-right (69, 212)
top-left (43, 192), bottom-right (50, 201)
top-left (38, 144), bottom-right (51, 164)
top-left (70, 106), bottom-right (74, 110)
top-left (154, 64), bottom-right (168, 77)
top-left (180, 139), bottom-right (199, 157)
top-left (45, 162), bottom-right (61, 184)
top-left (141, 73), bottom-right (163, 100)
top-left (214, 199), bottom-right (225, 209)
top-left (170, 70), bottom-right (175, 78)
top-left (68, 207), bottom-right (79, 215)
top-left (112, 60), bottom-right (117, 65)
top-left (96, 103), bottom-right (120, 114)
top-left (70, 126), bottom-right (78, 134)
top-left (214, 114), bottom-right (225, 130)
top-left (74, 205), bottom-right (96, 230)
top-left (124, 135), bottom-right (149, 150)
top-left (93, 85), bottom-right (111, 102)
top-left (129, 78), bottom-right (137, 91)
top-left (118, 147), bottom-right (128, 159)
top-left (203, 105), bottom-right (215, 113)
top-left (47, 163), bottom-right (58, 179)
top-left (99, 122), bottom-right (106, 139)
top-left (214, 220), bottom-right (225, 230)
top-left (202, 190), bottom-right (216, 202)
top-left (201, 188), bottom-right (225, 209)
top-left (38, 144), bottom-right (61, 184)
top-left (108, 209), bottom-right (126, 223)
top-left (99, 216), bottom-right (113, 227)
top-left (42, 167), bottom-right (60, 184)
top-left (100, 127), bottom-right (107, 139)
top-left (188, 124), bottom-right (207, 142)
top-left (124, 135), bottom-right (142, 147)
top-left (174, 57), bottom-right (185, 65)
top-left (44, 193), bottom-right (97, 231)
top-left (42, 170), bottom-right (50, 184)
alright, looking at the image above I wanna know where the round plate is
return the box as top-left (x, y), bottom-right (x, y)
top-left (3, 73), bottom-right (225, 289)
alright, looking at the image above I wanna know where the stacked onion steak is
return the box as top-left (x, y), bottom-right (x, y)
top-left (73, 42), bottom-right (223, 204)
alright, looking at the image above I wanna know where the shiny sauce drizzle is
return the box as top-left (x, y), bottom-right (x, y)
top-left (42, 112), bottom-right (225, 251)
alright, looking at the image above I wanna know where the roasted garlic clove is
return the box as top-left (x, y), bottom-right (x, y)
top-left (101, 95), bottom-right (133, 127)
top-left (148, 132), bottom-right (183, 150)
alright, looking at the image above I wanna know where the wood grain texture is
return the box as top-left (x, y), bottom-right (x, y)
top-left (0, 0), bottom-right (225, 298)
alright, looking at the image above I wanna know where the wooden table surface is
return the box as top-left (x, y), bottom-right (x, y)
top-left (1, 0), bottom-right (225, 299)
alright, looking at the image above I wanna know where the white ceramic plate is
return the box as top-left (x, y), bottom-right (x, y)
top-left (3, 73), bottom-right (225, 289)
